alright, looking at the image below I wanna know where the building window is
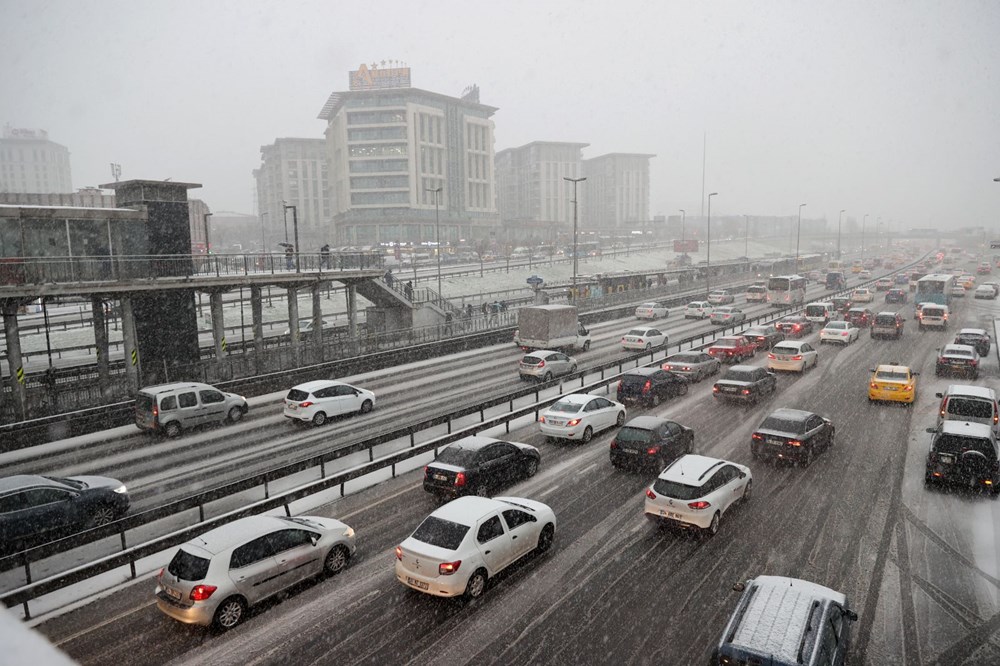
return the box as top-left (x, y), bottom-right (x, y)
top-left (351, 191), bottom-right (409, 205)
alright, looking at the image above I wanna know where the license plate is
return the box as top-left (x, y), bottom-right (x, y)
top-left (434, 474), bottom-right (448, 481)
top-left (621, 449), bottom-right (638, 455)
top-left (767, 438), bottom-right (784, 445)
top-left (287, 403), bottom-right (297, 410)
top-left (164, 586), bottom-right (182, 601)
top-left (723, 387), bottom-right (737, 393)
top-left (939, 454), bottom-right (955, 464)
top-left (549, 420), bottom-right (565, 426)
top-left (406, 577), bottom-right (430, 590)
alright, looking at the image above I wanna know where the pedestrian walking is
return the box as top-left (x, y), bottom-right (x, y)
top-left (320, 244), bottom-right (331, 269)
top-left (385, 268), bottom-right (394, 288)
top-left (404, 280), bottom-right (413, 300)
top-left (285, 245), bottom-right (294, 270)
top-left (481, 302), bottom-right (488, 316)
top-left (444, 311), bottom-right (453, 335)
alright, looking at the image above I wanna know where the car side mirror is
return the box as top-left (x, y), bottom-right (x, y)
top-left (926, 427), bottom-right (937, 433)
top-left (844, 609), bottom-right (859, 622)
top-left (310, 534), bottom-right (320, 547)
top-left (739, 472), bottom-right (747, 479)
top-left (935, 392), bottom-right (943, 398)
top-left (732, 581), bottom-right (746, 592)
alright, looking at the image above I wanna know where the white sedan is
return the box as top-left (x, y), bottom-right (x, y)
top-left (635, 302), bottom-right (670, 320)
top-left (767, 341), bottom-right (819, 373)
top-left (621, 326), bottom-right (668, 351)
top-left (395, 496), bottom-right (556, 599)
top-left (539, 394), bottom-right (626, 443)
top-left (283, 380), bottom-right (376, 426)
top-left (851, 288), bottom-right (874, 303)
top-left (819, 320), bottom-right (860, 345)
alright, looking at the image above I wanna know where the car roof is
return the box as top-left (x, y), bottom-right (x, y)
top-left (874, 311), bottom-right (899, 317)
top-left (657, 454), bottom-right (729, 485)
top-left (939, 421), bottom-right (995, 438)
top-left (552, 393), bottom-right (597, 406)
top-left (622, 415), bottom-right (669, 430)
top-left (441, 436), bottom-right (506, 454)
top-left (184, 515), bottom-right (291, 554)
top-left (824, 320), bottom-right (848, 326)
top-left (628, 326), bottom-right (659, 332)
top-left (727, 364), bottom-right (759, 373)
top-left (291, 380), bottom-right (347, 392)
top-left (808, 301), bottom-right (834, 307)
top-left (0, 475), bottom-right (67, 494)
top-left (847, 307), bottom-right (869, 312)
top-left (942, 384), bottom-right (996, 400)
top-left (638, 302), bottom-right (661, 307)
top-left (430, 496), bottom-right (517, 526)
top-left (139, 382), bottom-right (211, 395)
top-left (958, 328), bottom-right (988, 335)
top-left (525, 350), bottom-right (561, 359)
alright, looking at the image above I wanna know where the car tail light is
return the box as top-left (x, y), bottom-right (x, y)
top-left (870, 382), bottom-right (878, 389)
top-left (424, 465), bottom-right (430, 476)
top-left (439, 560), bottom-right (462, 575)
top-left (841, 331), bottom-right (848, 336)
top-left (157, 568), bottom-right (163, 581)
top-left (971, 360), bottom-right (978, 366)
top-left (621, 337), bottom-right (626, 342)
top-left (567, 418), bottom-right (581, 427)
top-left (646, 446), bottom-right (661, 455)
top-left (395, 546), bottom-right (403, 561)
top-left (712, 385), bottom-right (720, 393)
top-left (944, 314), bottom-right (949, 320)
top-left (299, 401), bottom-right (314, 408)
top-left (683, 366), bottom-right (691, 371)
top-left (645, 488), bottom-right (656, 500)
top-left (792, 355), bottom-right (803, 361)
top-left (741, 389), bottom-right (750, 395)
top-left (768, 352), bottom-right (777, 361)
top-left (687, 501), bottom-right (711, 510)
top-left (794, 324), bottom-right (801, 331)
top-left (662, 364), bottom-right (672, 370)
top-left (610, 439), bottom-right (618, 449)
top-left (537, 360), bottom-right (546, 368)
top-left (642, 380), bottom-right (652, 393)
top-left (539, 415), bottom-right (546, 423)
top-left (190, 585), bottom-right (218, 601)
top-left (637, 339), bottom-right (644, 344)
top-left (904, 385), bottom-right (913, 391)
top-left (152, 406), bottom-right (159, 418)
top-left (788, 439), bottom-right (802, 447)
top-left (454, 472), bottom-right (466, 487)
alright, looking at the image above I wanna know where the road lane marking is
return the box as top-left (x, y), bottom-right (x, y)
top-left (54, 600), bottom-right (157, 647)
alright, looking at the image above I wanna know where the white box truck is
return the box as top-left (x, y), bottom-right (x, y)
top-left (514, 304), bottom-right (592, 352)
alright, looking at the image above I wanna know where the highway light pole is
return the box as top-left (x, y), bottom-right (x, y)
top-left (426, 186), bottom-right (443, 302)
top-left (281, 201), bottom-right (290, 243)
top-left (679, 209), bottom-right (686, 244)
top-left (706, 192), bottom-right (718, 297)
top-left (260, 210), bottom-right (268, 253)
top-left (744, 214), bottom-right (749, 259)
top-left (283, 204), bottom-right (300, 273)
top-left (564, 176), bottom-right (586, 299)
top-left (795, 203), bottom-right (806, 273)
top-left (202, 213), bottom-right (212, 255)
top-left (838, 210), bottom-right (845, 260)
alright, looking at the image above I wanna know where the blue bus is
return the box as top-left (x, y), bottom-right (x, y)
top-left (915, 274), bottom-right (955, 306)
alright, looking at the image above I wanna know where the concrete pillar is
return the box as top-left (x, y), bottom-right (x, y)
top-left (120, 296), bottom-right (140, 394)
top-left (287, 286), bottom-right (300, 366)
top-left (311, 284), bottom-right (324, 358)
top-left (2, 302), bottom-right (26, 419)
top-left (251, 285), bottom-right (264, 357)
top-left (346, 284), bottom-right (358, 339)
top-left (91, 296), bottom-right (111, 400)
top-left (210, 291), bottom-right (227, 360)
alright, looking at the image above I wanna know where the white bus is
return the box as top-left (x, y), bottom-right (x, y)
top-left (767, 275), bottom-right (808, 307)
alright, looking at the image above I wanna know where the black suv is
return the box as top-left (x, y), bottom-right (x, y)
top-left (610, 416), bottom-right (693, 469)
top-left (616, 368), bottom-right (688, 407)
top-left (954, 328), bottom-right (992, 357)
top-left (712, 365), bottom-right (777, 404)
top-left (751, 408), bottom-right (835, 467)
top-left (925, 422), bottom-right (1000, 495)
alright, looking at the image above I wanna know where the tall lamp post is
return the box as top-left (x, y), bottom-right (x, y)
top-left (744, 214), bottom-right (750, 259)
top-left (679, 209), bottom-right (686, 244)
top-left (795, 203), bottom-right (807, 273)
top-left (259, 210), bottom-right (268, 253)
top-left (861, 214), bottom-right (868, 263)
top-left (202, 213), bottom-right (212, 255)
top-left (283, 204), bottom-right (300, 273)
top-left (837, 210), bottom-right (845, 260)
top-left (280, 201), bottom-right (290, 243)
top-left (564, 176), bottom-right (586, 298)
top-left (706, 192), bottom-right (718, 296)
top-left (876, 217), bottom-right (883, 252)
top-left (426, 186), bottom-right (443, 301)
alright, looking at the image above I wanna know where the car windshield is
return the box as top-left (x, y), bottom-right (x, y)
top-left (43, 476), bottom-right (85, 490)
top-left (168, 548), bottom-right (210, 581)
top-left (722, 370), bottom-right (755, 382)
top-left (771, 346), bottom-right (798, 355)
top-left (957, 335), bottom-right (984, 343)
top-left (521, 356), bottom-right (543, 366)
top-left (874, 316), bottom-right (897, 325)
top-left (714, 339), bottom-right (738, 347)
top-left (286, 389), bottom-right (310, 401)
top-left (667, 354), bottom-right (700, 363)
top-left (944, 348), bottom-right (974, 358)
top-left (279, 516), bottom-right (326, 530)
top-left (805, 305), bottom-right (827, 314)
top-left (934, 435), bottom-right (996, 459)
top-left (744, 328), bottom-right (769, 336)
top-left (876, 370), bottom-right (909, 381)
top-left (411, 516), bottom-right (470, 551)
top-left (947, 398), bottom-right (994, 420)
top-left (136, 394), bottom-right (154, 411)
top-left (759, 415), bottom-right (806, 434)
top-left (825, 322), bottom-right (848, 330)
top-left (627, 329), bottom-right (649, 336)
top-left (435, 446), bottom-right (477, 467)
top-left (639, 303), bottom-right (657, 308)
top-left (615, 426), bottom-right (653, 443)
top-left (549, 400), bottom-right (583, 414)
top-left (652, 478), bottom-right (705, 500)
top-left (620, 374), bottom-right (652, 387)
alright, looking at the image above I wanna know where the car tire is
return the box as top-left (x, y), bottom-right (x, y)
top-left (677, 382), bottom-right (689, 396)
top-left (704, 512), bottom-right (721, 538)
top-left (212, 596), bottom-right (247, 631)
top-left (474, 484), bottom-right (490, 497)
top-left (742, 480), bottom-right (753, 502)
top-left (536, 524), bottom-right (555, 553)
top-left (583, 340), bottom-right (591, 351)
top-left (616, 411), bottom-right (626, 427)
top-left (164, 421), bottom-right (181, 438)
top-left (651, 392), bottom-right (662, 407)
top-left (312, 411), bottom-right (328, 426)
top-left (227, 406), bottom-right (245, 423)
top-left (323, 544), bottom-right (350, 576)
top-left (465, 569), bottom-right (488, 600)
top-left (543, 372), bottom-right (553, 383)
top-left (359, 399), bottom-right (374, 414)
top-left (581, 426), bottom-right (593, 443)
top-left (570, 364), bottom-right (578, 374)
top-left (799, 445), bottom-right (814, 468)
top-left (645, 343), bottom-right (652, 351)
top-left (525, 458), bottom-right (539, 477)
top-left (90, 504), bottom-right (117, 527)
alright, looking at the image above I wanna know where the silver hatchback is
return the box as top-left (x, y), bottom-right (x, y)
top-left (155, 514), bottom-right (356, 630)
top-left (518, 350), bottom-right (578, 382)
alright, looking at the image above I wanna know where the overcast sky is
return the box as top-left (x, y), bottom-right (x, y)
top-left (2, 0), bottom-right (998, 230)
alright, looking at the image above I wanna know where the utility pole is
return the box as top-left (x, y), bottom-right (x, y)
top-left (564, 176), bottom-right (586, 299)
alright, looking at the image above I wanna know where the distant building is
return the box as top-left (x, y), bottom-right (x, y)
top-left (0, 126), bottom-right (73, 194)
top-left (253, 138), bottom-right (332, 251)
top-left (495, 141), bottom-right (588, 241)
top-left (581, 153), bottom-right (654, 230)
top-left (188, 198), bottom-right (211, 253)
top-left (0, 187), bottom-right (113, 208)
top-left (317, 64), bottom-right (499, 246)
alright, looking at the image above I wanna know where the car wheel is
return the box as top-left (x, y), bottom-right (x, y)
top-left (465, 569), bottom-right (488, 600)
top-left (645, 342), bottom-right (652, 351)
top-left (525, 458), bottom-right (539, 477)
top-left (582, 340), bottom-right (591, 351)
top-left (651, 392), bottom-right (662, 407)
top-left (616, 411), bottom-right (626, 427)
top-left (570, 364), bottom-right (578, 374)
top-left (312, 411), bottom-right (328, 426)
top-left (164, 421), bottom-right (181, 438)
top-left (227, 406), bottom-right (245, 423)
top-left (827, 429), bottom-right (836, 449)
top-left (799, 445), bottom-right (814, 468)
top-left (543, 372), bottom-right (553, 383)
top-left (581, 426), bottom-right (593, 443)
top-left (359, 399), bottom-right (374, 414)
top-left (742, 480), bottom-right (753, 502)
top-left (90, 504), bottom-right (117, 527)
top-left (704, 512), bottom-right (721, 538)
top-left (323, 544), bottom-right (350, 576)
top-left (535, 523), bottom-right (555, 553)
top-left (474, 483), bottom-right (490, 497)
top-left (677, 382), bottom-right (689, 396)
top-left (212, 596), bottom-right (247, 631)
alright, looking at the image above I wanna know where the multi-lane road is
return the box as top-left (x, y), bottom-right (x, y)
top-left (18, 261), bottom-right (1000, 665)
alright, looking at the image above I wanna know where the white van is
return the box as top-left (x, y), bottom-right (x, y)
top-left (918, 304), bottom-right (949, 330)
top-left (804, 301), bottom-right (835, 324)
top-left (745, 285), bottom-right (768, 303)
top-left (936, 385), bottom-right (999, 434)
top-left (135, 382), bottom-right (248, 437)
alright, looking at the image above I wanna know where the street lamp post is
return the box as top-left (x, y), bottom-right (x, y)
top-left (202, 213), bottom-right (212, 256)
top-left (861, 214), bottom-right (868, 263)
top-left (679, 209), bottom-right (686, 243)
top-left (706, 192), bottom-right (718, 296)
top-left (838, 210), bottom-right (845, 260)
top-left (426, 186), bottom-right (443, 303)
top-left (876, 217), bottom-right (882, 251)
top-left (260, 210), bottom-right (269, 254)
top-left (564, 177), bottom-right (586, 298)
top-left (281, 202), bottom-right (290, 244)
top-left (283, 204), bottom-right (300, 272)
top-left (744, 214), bottom-right (749, 259)
top-left (795, 203), bottom-right (806, 273)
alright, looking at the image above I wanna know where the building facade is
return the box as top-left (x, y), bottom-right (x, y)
top-left (317, 65), bottom-right (499, 246)
top-left (495, 141), bottom-right (588, 241)
top-left (253, 138), bottom-right (332, 252)
top-left (581, 153), bottom-right (654, 230)
top-left (0, 126), bottom-right (72, 194)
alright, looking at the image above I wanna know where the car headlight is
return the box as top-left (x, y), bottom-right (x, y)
top-left (344, 527), bottom-right (355, 538)
top-left (114, 485), bottom-right (127, 494)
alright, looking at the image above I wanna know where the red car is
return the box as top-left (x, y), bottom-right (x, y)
top-left (707, 335), bottom-right (756, 364)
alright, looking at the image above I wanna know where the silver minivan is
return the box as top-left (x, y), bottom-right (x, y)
top-left (135, 382), bottom-right (248, 437)
top-left (936, 385), bottom-right (1000, 434)
top-left (918, 304), bottom-right (949, 330)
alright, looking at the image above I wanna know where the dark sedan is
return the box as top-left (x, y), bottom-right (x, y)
top-left (885, 288), bottom-right (908, 304)
top-left (617, 368), bottom-right (689, 407)
top-left (661, 352), bottom-right (721, 382)
top-left (0, 474), bottom-right (130, 554)
top-left (751, 408), bottom-right (835, 467)
top-left (845, 307), bottom-right (874, 328)
top-left (775, 316), bottom-right (813, 338)
top-left (954, 328), bottom-right (991, 357)
top-left (831, 297), bottom-right (852, 315)
top-left (712, 365), bottom-right (777, 404)
top-left (423, 436), bottom-right (540, 498)
top-left (609, 416), bottom-right (694, 469)
top-left (744, 326), bottom-right (785, 352)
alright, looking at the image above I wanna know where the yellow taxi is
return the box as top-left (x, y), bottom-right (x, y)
top-left (868, 363), bottom-right (917, 404)
top-left (959, 275), bottom-right (976, 289)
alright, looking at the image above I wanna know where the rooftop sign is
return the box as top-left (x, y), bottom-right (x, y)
top-left (349, 62), bottom-right (411, 91)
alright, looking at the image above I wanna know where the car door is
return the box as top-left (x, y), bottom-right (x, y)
top-left (647, 329), bottom-right (663, 346)
top-left (199, 389), bottom-right (228, 424)
top-left (801, 343), bottom-right (817, 367)
top-left (474, 445), bottom-right (506, 490)
top-left (337, 384), bottom-right (363, 413)
top-left (266, 528), bottom-right (323, 587)
top-left (20, 487), bottom-right (82, 535)
top-left (803, 415), bottom-right (825, 451)
top-left (228, 535), bottom-right (281, 605)
top-left (715, 465), bottom-right (742, 513)
top-left (501, 508), bottom-right (538, 560)
top-left (176, 390), bottom-right (202, 427)
top-left (588, 397), bottom-right (615, 430)
top-left (662, 422), bottom-right (686, 458)
top-left (312, 386), bottom-right (341, 416)
top-left (475, 514), bottom-right (513, 574)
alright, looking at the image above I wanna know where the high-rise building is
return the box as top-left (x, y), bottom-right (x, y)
top-left (581, 153), bottom-right (655, 230)
top-left (253, 138), bottom-right (332, 251)
top-left (495, 141), bottom-right (588, 240)
top-left (317, 63), bottom-right (499, 246)
top-left (0, 126), bottom-right (72, 194)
